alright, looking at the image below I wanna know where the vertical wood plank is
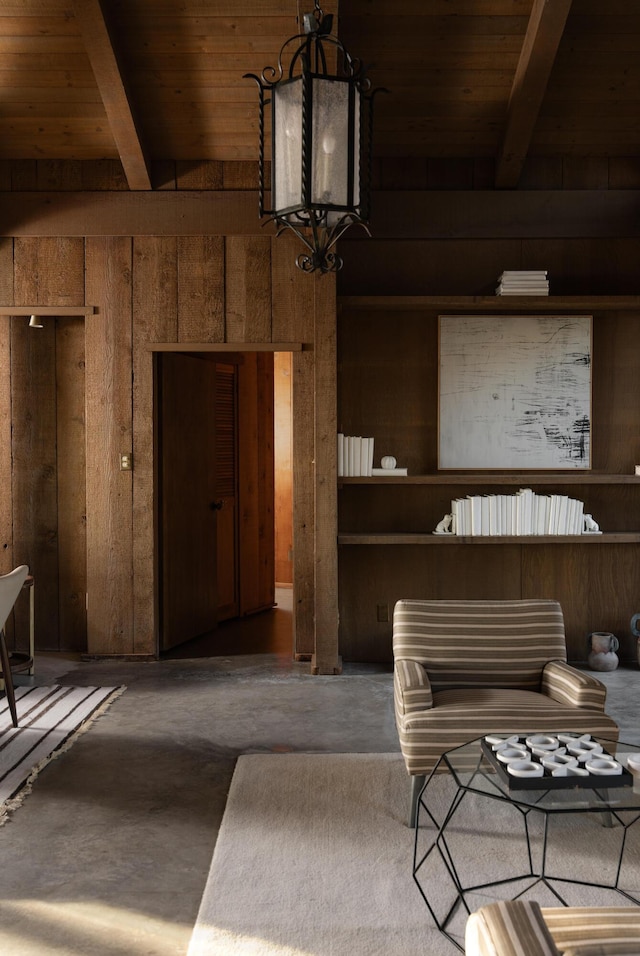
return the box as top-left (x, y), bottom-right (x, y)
top-left (37, 160), bottom-right (82, 191)
top-left (609, 158), bottom-right (640, 189)
top-left (222, 161), bottom-right (263, 190)
top-left (563, 157), bottom-right (609, 190)
top-left (257, 352), bottom-right (275, 611)
top-left (237, 352), bottom-right (261, 615)
top-left (12, 237), bottom-right (85, 650)
top-left (56, 317), bottom-right (87, 651)
top-left (132, 237), bottom-right (178, 656)
top-left (11, 315), bottom-right (59, 650)
top-left (14, 237), bottom-right (85, 306)
top-left (225, 237), bottom-right (272, 342)
top-left (0, 240), bottom-right (13, 577)
top-left (176, 161), bottom-right (224, 190)
top-left (10, 160), bottom-right (36, 190)
top-left (271, 233), bottom-right (315, 342)
top-left (81, 160), bottom-right (129, 190)
top-left (151, 161), bottom-right (177, 190)
top-left (177, 236), bottom-right (225, 343)
top-left (292, 348), bottom-right (315, 658)
top-left (85, 237), bottom-right (135, 656)
top-left (312, 273), bottom-right (340, 673)
top-left (238, 353), bottom-right (256, 611)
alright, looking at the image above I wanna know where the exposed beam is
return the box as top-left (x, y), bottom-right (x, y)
top-left (3, 190), bottom-right (640, 239)
top-left (495, 0), bottom-right (573, 189)
top-left (72, 0), bottom-right (152, 191)
top-left (0, 191), bottom-right (268, 237)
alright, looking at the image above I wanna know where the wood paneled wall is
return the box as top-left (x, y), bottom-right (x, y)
top-left (3, 153), bottom-right (640, 667)
top-left (0, 159), bottom-right (337, 668)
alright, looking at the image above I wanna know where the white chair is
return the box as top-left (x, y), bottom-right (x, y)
top-left (0, 565), bottom-right (30, 727)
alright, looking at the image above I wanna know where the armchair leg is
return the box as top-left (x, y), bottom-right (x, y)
top-left (409, 774), bottom-right (426, 828)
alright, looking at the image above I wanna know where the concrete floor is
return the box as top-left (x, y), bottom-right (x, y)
top-left (0, 615), bottom-right (638, 955)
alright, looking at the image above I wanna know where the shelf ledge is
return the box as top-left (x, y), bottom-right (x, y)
top-left (339, 474), bottom-right (640, 486)
top-left (338, 533), bottom-right (640, 545)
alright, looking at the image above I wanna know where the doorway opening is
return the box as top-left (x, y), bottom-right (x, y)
top-left (156, 349), bottom-right (294, 660)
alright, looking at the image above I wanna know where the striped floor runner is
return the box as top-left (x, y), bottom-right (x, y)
top-left (0, 684), bottom-right (125, 823)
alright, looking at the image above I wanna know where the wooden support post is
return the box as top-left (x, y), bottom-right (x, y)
top-left (311, 273), bottom-right (341, 675)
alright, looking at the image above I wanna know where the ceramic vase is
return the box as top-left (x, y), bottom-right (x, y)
top-left (587, 631), bottom-right (619, 672)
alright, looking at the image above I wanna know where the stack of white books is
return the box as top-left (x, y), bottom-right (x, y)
top-left (448, 488), bottom-right (589, 536)
top-left (337, 434), bottom-right (374, 477)
top-left (496, 270), bottom-right (549, 295)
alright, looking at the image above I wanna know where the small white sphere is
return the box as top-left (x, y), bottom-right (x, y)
top-left (381, 456), bottom-right (397, 470)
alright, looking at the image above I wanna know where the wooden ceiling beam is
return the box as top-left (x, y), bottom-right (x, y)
top-left (72, 0), bottom-right (152, 191)
top-left (3, 189), bottom-right (640, 239)
top-left (495, 0), bottom-right (573, 189)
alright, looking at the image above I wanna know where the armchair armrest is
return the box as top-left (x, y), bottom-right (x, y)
top-left (393, 659), bottom-right (433, 720)
top-left (465, 901), bottom-right (561, 956)
top-left (541, 659), bottom-right (607, 711)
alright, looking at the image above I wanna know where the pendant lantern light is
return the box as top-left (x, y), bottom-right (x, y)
top-left (245, 2), bottom-right (385, 274)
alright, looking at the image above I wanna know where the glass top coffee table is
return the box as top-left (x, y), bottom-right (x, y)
top-left (413, 733), bottom-right (640, 952)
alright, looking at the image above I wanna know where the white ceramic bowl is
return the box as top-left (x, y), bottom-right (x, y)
top-left (507, 760), bottom-right (544, 778)
top-left (586, 756), bottom-right (621, 775)
top-left (497, 746), bottom-right (529, 763)
top-left (525, 734), bottom-right (558, 751)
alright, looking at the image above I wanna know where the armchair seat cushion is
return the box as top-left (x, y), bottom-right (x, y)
top-left (399, 687), bottom-right (619, 776)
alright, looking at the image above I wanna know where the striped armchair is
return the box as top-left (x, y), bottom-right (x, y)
top-left (393, 598), bottom-right (619, 825)
top-left (466, 900), bottom-right (640, 956)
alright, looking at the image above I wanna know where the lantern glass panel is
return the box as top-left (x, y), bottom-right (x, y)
top-left (273, 78), bottom-right (303, 213)
top-left (311, 78), bottom-right (357, 208)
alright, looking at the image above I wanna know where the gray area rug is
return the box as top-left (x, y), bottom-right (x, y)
top-left (0, 684), bottom-right (126, 824)
top-left (187, 752), bottom-right (640, 956)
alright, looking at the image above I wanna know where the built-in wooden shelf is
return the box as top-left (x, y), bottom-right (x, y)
top-left (337, 292), bottom-right (640, 664)
top-left (339, 473), bottom-right (640, 486)
top-left (338, 532), bottom-right (640, 545)
top-left (339, 295), bottom-right (640, 312)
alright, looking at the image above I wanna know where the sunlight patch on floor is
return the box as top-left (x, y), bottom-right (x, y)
top-left (0, 899), bottom-right (189, 955)
top-left (188, 925), bottom-right (315, 956)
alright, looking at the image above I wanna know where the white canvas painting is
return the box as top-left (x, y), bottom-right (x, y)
top-left (438, 315), bottom-right (592, 469)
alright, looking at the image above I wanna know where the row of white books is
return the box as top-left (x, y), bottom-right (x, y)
top-left (337, 434), bottom-right (375, 477)
top-left (449, 488), bottom-right (589, 536)
top-left (496, 269), bottom-right (549, 296)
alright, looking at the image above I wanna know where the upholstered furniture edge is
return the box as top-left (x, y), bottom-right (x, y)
top-left (542, 658), bottom-right (608, 710)
top-left (393, 659), bottom-right (433, 718)
top-left (465, 900), bottom-right (560, 956)
top-left (465, 902), bottom-right (640, 956)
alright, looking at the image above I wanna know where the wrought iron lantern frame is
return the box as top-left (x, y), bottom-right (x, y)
top-left (244, 2), bottom-right (385, 273)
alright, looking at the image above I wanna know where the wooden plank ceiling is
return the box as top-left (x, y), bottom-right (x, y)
top-left (1, 0), bottom-right (639, 189)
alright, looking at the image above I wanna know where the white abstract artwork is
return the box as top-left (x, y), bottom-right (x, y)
top-left (438, 315), bottom-right (592, 469)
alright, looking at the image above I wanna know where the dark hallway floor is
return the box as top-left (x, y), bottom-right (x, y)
top-left (162, 586), bottom-right (294, 660)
